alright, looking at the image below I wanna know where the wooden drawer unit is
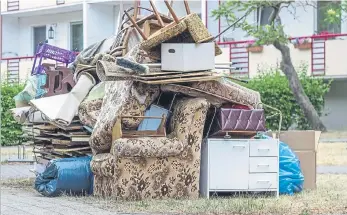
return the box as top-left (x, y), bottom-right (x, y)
top-left (200, 138), bottom-right (279, 198)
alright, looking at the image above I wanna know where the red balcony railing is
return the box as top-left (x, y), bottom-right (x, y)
top-left (7, 0), bottom-right (19, 11)
top-left (1, 52), bottom-right (79, 82)
top-left (217, 33), bottom-right (347, 77)
top-left (218, 40), bottom-right (253, 78)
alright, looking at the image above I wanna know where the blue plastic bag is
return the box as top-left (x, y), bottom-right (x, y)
top-left (278, 141), bottom-right (304, 195)
top-left (258, 134), bottom-right (304, 195)
top-left (35, 156), bottom-right (93, 197)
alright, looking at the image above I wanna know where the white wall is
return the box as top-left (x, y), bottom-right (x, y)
top-left (84, 3), bottom-right (114, 47)
top-left (321, 79), bottom-right (347, 131)
top-left (18, 11), bottom-right (83, 56)
top-left (2, 16), bottom-right (20, 58)
top-left (248, 44), bottom-right (312, 78)
top-left (113, 2), bottom-right (132, 35)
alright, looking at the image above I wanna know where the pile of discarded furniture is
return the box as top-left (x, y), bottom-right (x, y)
top-left (12, 1), bottom-right (305, 200)
top-left (11, 48), bottom-right (92, 161)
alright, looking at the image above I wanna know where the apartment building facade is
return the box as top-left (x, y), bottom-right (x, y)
top-left (1, 0), bottom-right (347, 130)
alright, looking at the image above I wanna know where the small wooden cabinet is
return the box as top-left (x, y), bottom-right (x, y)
top-left (200, 138), bottom-right (279, 198)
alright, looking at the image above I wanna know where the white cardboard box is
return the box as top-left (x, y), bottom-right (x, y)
top-left (161, 43), bottom-right (215, 72)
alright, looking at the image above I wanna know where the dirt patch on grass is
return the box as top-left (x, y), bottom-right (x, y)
top-left (0, 178), bottom-right (34, 189)
top-left (65, 174), bottom-right (347, 215)
top-left (317, 142), bottom-right (347, 166)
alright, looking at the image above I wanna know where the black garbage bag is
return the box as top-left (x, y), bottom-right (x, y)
top-left (35, 156), bottom-right (93, 197)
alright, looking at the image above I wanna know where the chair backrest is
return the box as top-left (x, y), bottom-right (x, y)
top-left (169, 97), bottom-right (209, 144)
top-left (36, 43), bottom-right (77, 64)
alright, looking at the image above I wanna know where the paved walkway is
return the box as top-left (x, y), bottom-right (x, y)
top-left (317, 166), bottom-right (347, 174)
top-left (1, 188), bottom-right (117, 215)
top-left (0, 164), bottom-right (34, 180)
top-left (319, 138), bottom-right (347, 143)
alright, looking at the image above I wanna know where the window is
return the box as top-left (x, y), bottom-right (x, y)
top-left (33, 26), bottom-right (47, 55)
top-left (70, 22), bottom-right (83, 52)
top-left (257, 7), bottom-right (274, 26)
top-left (317, 1), bottom-right (341, 33)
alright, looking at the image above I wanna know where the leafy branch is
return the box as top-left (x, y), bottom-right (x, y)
top-left (212, 0), bottom-right (335, 131)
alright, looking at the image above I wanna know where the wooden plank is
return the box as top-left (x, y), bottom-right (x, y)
top-left (137, 74), bottom-right (223, 84)
top-left (51, 139), bottom-right (72, 145)
top-left (53, 142), bottom-right (89, 147)
top-left (48, 121), bottom-right (84, 131)
top-left (133, 71), bottom-right (213, 80)
top-left (138, 70), bottom-right (205, 76)
top-left (53, 147), bottom-right (91, 152)
top-left (106, 70), bottom-right (213, 80)
top-left (34, 124), bottom-right (57, 131)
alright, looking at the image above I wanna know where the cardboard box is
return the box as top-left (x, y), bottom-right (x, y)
top-left (161, 43), bottom-right (215, 72)
top-left (295, 151), bottom-right (316, 189)
top-left (278, 130), bottom-right (321, 189)
top-left (278, 130), bottom-right (320, 152)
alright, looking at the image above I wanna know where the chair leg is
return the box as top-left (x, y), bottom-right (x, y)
top-left (31, 56), bottom-right (38, 75)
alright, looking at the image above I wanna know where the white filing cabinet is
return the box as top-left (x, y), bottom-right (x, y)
top-left (200, 138), bottom-right (279, 198)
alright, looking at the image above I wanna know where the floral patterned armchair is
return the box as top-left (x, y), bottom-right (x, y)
top-left (91, 97), bottom-right (210, 200)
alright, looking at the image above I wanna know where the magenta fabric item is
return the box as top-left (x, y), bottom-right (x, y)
top-left (31, 43), bottom-right (77, 75)
top-left (218, 108), bottom-right (266, 131)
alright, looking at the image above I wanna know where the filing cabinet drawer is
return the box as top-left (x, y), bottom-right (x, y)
top-left (249, 157), bottom-right (278, 173)
top-left (249, 173), bottom-right (278, 189)
top-left (249, 139), bottom-right (278, 157)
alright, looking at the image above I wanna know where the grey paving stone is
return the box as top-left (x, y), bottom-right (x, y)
top-left (317, 166), bottom-right (347, 174)
top-left (0, 188), bottom-right (117, 215)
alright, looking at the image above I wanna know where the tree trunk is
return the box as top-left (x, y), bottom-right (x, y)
top-left (273, 40), bottom-right (327, 131)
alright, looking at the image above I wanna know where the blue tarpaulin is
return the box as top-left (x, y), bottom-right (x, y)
top-left (35, 156), bottom-right (93, 197)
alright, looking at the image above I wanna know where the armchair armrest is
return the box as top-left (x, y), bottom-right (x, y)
top-left (111, 136), bottom-right (184, 158)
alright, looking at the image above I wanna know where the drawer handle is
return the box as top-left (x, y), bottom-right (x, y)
top-left (257, 164), bottom-right (270, 167)
top-left (257, 180), bottom-right (270, 184)
top-left (233, 145), bottom-right (246, 148)
top-left (258, 148), bottom-right (270, 151)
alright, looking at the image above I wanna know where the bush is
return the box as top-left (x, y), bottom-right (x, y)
top-left (1, 83), bottom-right (25, 146)
top-left (243, 65), bottom-right (331, 131)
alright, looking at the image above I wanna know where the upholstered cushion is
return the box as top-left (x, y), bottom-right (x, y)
top-left (91, 153), bottom-right (116, 177)
top-left (121, 82), bottom-right (160, 129)
top-left (112, 137), bottom-right (184, 158)
top-left (190, 79), bottom-right (262, 109)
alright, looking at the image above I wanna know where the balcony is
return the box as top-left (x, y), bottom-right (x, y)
top-left (1, 0), bottom-right (83, 13)
top-left (1, 53), bottom-right (78, 83)
top-left (217, 33), bottom-right (347, 79)
top-left (2, 33), bottom-right (347, 83)
top-left (7, 0), bottom-right (19, 11)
